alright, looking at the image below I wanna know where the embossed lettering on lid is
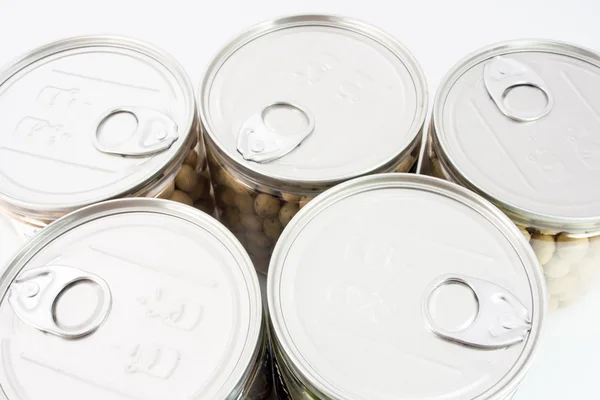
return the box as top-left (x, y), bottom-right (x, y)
top-left (0, 199), bottom-right (262, 400)
top-left (434, 40), bottom-right (600, 229)
top-left (0, 37), bottom-right (195, 220)
top-left (201, 15), bottom-right (428, 184)
top-left (268, 174), bottom-right (545, 400)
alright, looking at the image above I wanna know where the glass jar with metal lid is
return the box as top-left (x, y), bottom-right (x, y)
top-left (267, 174), bottom-right (546, 400)
top-left (0, 36), bottom-right (214, 242)
top-left (0, 198), bottom-right (272, 399)
top-left (199, 14), bottom-right (428, 274)
top-left (427, 40), bottom-right (600, 310)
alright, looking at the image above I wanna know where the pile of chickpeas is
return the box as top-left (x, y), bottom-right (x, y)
top-left (207, 148), bottom-right (418, 274)
top-left (520, 228), bottom-right (600, 311)
top-left (156, 139), bottom-right (215, 214)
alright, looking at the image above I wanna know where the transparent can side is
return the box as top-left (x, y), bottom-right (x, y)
top-left (205, 139), bottom-right (419, 275)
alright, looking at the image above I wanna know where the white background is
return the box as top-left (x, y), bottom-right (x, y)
top-left (1, 0), bottom-right (599, 398)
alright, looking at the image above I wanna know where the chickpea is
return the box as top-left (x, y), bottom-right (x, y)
top-left (298, 196), bottom-right (313, 210)
top-left (156, 181), bottom-right (175, 199)
top-left (224, 208), bottom-right (242, 231)
top-left (235, 192), bottom-right (256, 214)
top-left (254, 194), bottom-right (281, 217)
top-left (184, 151), bottom-right (198, 168)
top-left (279, 203), bottom-right (299, 228)
top-left (530, 233), bottom-right (555, 265)
top-left (542, 256), bottom-right (571, 279)
top-left (263, 217), bottom-right (283, 242)
top-left (281, 192), bottom-right (302, 202)
top-left (170, 190), bottom-right (193, 206)
top-left (241, 214), bottom-right (263, 232)
top-left (216, 186), bottom-right (236, 207)
top-left (396, 155), bottom-right (416, 173)
top-left (555, 233), bottom-right (589, 264)
top-left (175, 164), bottom-right (198, 192)
top-left (518, 226), bottom-right (531, 242)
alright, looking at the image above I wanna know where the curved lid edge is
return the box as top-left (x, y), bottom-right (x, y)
top-left (0, 36), bottom-right (197, 221)
top-left (198, 14), bottom-right (428, 188)
top-left (431, 39), bottom-right (600, 232)
top-left (0, 197), bottom-right (263, 400)
top-left (267, 173), bottom-right (546, 400)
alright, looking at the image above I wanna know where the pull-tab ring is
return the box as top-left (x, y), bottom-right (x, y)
top-left (237, 101), bottom-right (315, 163)
top-left (93, 107), bottom-right (179, 156)
top-left (423, 274), bottom-right (531, 349)
top-left (484, 56), bottom-right (554, 122)
top-left (8, 265), bottom-right (112, 339)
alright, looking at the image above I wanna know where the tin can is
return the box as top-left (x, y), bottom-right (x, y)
top-left (428, 40), bottom-right (600, 310)
top-left (199, 14), bottom-right (428, 274)
top-left (0, 198), bottom-right (272, 399)
top-left (267, 174), bottom-right (546, 400)
top-left (0, 36), bottom-right (214, 242)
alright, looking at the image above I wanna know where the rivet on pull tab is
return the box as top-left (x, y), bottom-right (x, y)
top-left (423, 274), bottom-right (531, 349)
top-left (92, 107), bottom-right (179, 156)
top-left (237, 102), bottom-right (315, 163)
top-left (8, 265), bottom-right (112, 339)
top-left (484, 56), bottom-right (554, 122)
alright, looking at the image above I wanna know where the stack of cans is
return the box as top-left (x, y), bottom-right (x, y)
top-left (0, 14), bottom-right (598, 400)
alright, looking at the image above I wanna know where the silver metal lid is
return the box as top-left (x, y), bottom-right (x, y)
top-left (268, 174), bottom-right (546, 400)
top-left (432, 40), bottom-right (600, 231)
top-left (0, 198), bottom-right (262, 400)
top-left (200, 14), bottom-right (427, 188)
top-left (0, 36), bottom-right (196, 221)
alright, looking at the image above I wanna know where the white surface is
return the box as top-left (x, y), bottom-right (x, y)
top-left (2, 1), bottom-right (599, 399)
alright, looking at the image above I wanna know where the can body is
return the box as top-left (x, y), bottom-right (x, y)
top-left (427, 40), bottom-right (600, 311)
top-left (200, 15), bottom-right (428, 274)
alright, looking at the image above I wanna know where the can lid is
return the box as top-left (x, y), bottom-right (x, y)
top-left (433, 40), bottom-right (600, 231)
top-left (0, 37), bottom-right (196, 221)
top-left (0, 199), bottom-right (262, 400)
top-left (268, 174), bottom-right (545, 400)
top-left (201, 15), bottom-right (427, 187)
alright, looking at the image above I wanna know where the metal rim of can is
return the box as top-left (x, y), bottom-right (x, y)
top-left (0, 36), bottom-right (197, 222)
top-left (430, 39), bottom-right (600, 232)
top-left (199, 14), bottom-right (428, 193)
top-left (267, 173), bottom-right (546, 400)
top-left (0, 197), bottom-right (263, 400)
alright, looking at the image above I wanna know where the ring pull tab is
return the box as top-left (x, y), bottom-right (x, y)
top-left (8, 265), bottom-right (112, 339)
top-left (423, 274), bottom-right (531, 349)
top-left (484, 56), bottom-right (554, 122)
top-left (236, 102), bottom-right (315, 163)
top-left (92, 107), bottom-right (179, 156)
